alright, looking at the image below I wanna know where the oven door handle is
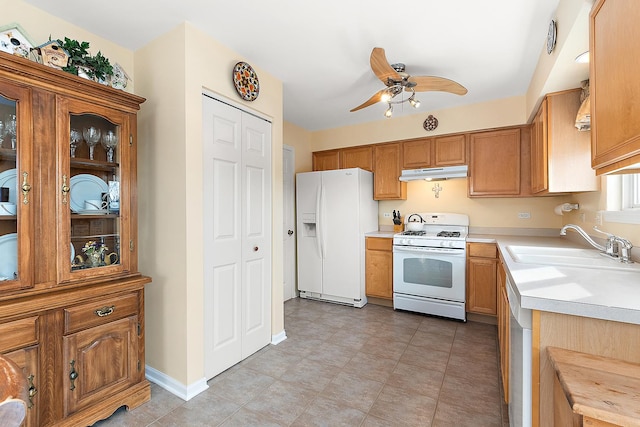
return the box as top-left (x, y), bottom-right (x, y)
top-left (393, 246), bottom-right (465, 256)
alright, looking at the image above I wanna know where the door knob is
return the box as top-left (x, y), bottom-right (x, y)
top-left (288, 230), bottom-right (294, 236)
top-left (253, 246), bottom-right (259, 252)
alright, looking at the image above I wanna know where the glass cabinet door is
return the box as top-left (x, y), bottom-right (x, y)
top-left (0, 82), bottom-right (33, 291)
top-left (57, 99), bottom-right (131, 283)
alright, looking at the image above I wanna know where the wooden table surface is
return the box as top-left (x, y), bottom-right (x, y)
top-left (548, 346), bottom-right (640, 427)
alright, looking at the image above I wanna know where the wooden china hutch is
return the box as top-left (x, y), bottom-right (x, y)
top-left (0, 52), bottom-right (151, 426)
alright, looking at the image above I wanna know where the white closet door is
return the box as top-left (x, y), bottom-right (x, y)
top-left (203, 95), bottom-right (271, 379)
top-left (240, 112), bottom-right (271, 359)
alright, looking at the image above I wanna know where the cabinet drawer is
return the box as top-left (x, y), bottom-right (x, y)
top-left (468, 243), bottom-right (497, 258)
top-left (366, 237), bottom-right (393, 251)
top-left (64, 293), bottom-right (139, 335)
top-left (0, 316), bottom-right (39, 353)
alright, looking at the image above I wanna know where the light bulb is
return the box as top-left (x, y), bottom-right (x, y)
top-left (380, 92), bottom-right (392, 103)
top-left (384, 105), bottom-right (393, 118)
top-left (410, 98), bottom-right (421, 108)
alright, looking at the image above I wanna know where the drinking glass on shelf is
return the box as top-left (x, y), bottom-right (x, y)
top-left (101, 130), bottom-right (118, 163)
top-left (5, 114), bottom-right (16, 150)
top-left (82, 126), bottom-right (101, 160)
top-left (70, 128), bottom-right (82, 157)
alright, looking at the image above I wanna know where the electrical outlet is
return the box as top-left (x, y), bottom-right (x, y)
top-left (383, 212), bottom-right (391, 218)
top-left (518, 212), bottom-right (531, 219)
top-left (595, 212), bottom-right (603, 225)
top-left (580, 213), bottom-right (586, 223)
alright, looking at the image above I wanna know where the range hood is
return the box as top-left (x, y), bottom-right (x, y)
top-left (399, 165), bottom-right (468, 181)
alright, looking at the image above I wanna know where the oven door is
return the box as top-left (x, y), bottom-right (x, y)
top-left (393, 245), bottom-right (466, 302)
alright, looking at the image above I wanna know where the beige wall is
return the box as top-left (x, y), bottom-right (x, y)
top-left (284, 121), bottom-right (313, 173)
top-left (311, 95), bottom-right (527, 151)
top-left (135, 23), bottom-right (284, 387)
top-left (11, 0), bottom-right (135, 92)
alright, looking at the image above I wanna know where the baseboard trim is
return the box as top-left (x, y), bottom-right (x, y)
top-left (145, 365), bottom-right (208, 401)
top-left (271, 329), bottom-right (287, 345)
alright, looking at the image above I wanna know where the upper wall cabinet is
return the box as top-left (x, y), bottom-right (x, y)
top-left (468, 128), bottom-right (525, 197)
top-left (401, 134), bottom-right (466, 169)
top-left (530, 89), bottom-right (598, 194)
top-left (590, 0), bottom-right (640, 174)
top-left (312, 149), bottom-right (340, 171)
top-left (373, 143), bottom-right (406, 200)
top-left (341, 146), bottom-right (373, 171)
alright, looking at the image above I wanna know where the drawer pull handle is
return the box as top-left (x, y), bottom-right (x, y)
top-left (69, 360), bottom-right (78, 391)
top-left (95, 305), bottom-right (115, 317)
top-left (27, 374), bottom-right (37, 409)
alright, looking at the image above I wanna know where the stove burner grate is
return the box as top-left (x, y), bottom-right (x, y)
top-left (437, 231), bottom-right (461, 238)
top-left (401, 231), bottom-right (426, 236)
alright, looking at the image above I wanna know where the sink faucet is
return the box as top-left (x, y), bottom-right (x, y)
top-left (560, 224), bottom-right (634, 263)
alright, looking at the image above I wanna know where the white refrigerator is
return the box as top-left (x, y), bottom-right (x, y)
top-left (296, 168), bottom-right (378, 307)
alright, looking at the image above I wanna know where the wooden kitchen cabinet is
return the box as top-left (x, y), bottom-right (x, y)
top-left (590, 0), bottom-right (640, 174)
top-left (466, 243), bottom-right (497, 316)
top-left (433, 134), bottom-right (466, 166)
top-left (365, 237), bottom-right (393, 299)
top-left (497, 256), bottom-right (509, 403)
top-left (530, 89), bottom-right (597, 194)
top-left (0, 52), bottom-right (151, 426)
top-left (341, 146), bottom-right (373, 171)
top-left (312, 149), bottom-right (340, 171)
top-left (401, 134), bottom-right (466, 169)
top-left (373, 143), bottom-right (406, 200)
top-left (402, 138), bottom-right (432, 169)
top-left (468, 127), bottom-right (526, 197)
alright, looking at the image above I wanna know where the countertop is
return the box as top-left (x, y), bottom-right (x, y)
top-left (489, 235), bottom-right (640, 325)
top-left (365, 231), bottom-right (395, 238)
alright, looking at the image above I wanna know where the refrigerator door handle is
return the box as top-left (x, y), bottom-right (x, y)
top-left (320, 183), bottom-right (327, 259)
top-left (315, 184), bottom-right (323, 257)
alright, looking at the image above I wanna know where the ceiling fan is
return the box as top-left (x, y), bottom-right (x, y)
top-left (350, 47), bottom-right (468, 117)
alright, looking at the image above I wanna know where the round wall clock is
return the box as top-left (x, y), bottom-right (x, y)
top-left (546, 20), bottom-right (557, 54)
top-left (423, 115), bottom-right (438, 132)
top-left (232, 61), bottom-right (260, 101)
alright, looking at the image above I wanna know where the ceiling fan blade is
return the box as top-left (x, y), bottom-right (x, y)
top-left (408, 76), bottom-right (468, 95)
top-left (370, 47), bottom-right (400, 84)
top-left (350, 88), bottom-right (388, 112)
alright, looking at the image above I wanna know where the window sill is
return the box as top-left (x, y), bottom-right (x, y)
top-left (602, 209), bottom-right (640, 224)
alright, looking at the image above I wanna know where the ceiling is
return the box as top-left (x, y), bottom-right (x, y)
top-left (23, 0), bottom-right (573, 132)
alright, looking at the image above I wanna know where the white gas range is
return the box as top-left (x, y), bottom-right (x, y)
top-left (392, 213), bottom-right (469, 321)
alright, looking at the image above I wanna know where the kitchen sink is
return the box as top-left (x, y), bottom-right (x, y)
top-left (505, 245), bottom-right (640, 271)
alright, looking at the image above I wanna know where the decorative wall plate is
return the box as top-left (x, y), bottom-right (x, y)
top-left (232, 61), bottom-right (260, 101)
top-left (423, 115), bottom-right (439, 131)
top-left (547, 20), bottom-right (557, 54)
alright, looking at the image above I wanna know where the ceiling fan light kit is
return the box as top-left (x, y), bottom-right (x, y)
top-left (350, 47), bottom-right (467, 118)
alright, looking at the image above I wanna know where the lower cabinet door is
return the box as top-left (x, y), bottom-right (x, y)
top-left (63, 316), bottom-right (139, 415)
top-left (4, 345), bottom-right (39, 427)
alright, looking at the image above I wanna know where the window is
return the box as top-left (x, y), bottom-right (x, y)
top-left (603, 173), bottom-right (640, 223)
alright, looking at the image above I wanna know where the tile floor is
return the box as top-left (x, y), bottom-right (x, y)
top-left (94, 298), bottom-right (509, 426)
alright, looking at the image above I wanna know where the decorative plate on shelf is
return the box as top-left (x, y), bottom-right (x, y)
top-left (232, 61), bottom-right (260, 101)
top-left (0, 233), bottom-right (17, 280)
top-left (69, 174), bottom-right (108, 213)
top-left (0, 168), bottom-right (17, 205)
